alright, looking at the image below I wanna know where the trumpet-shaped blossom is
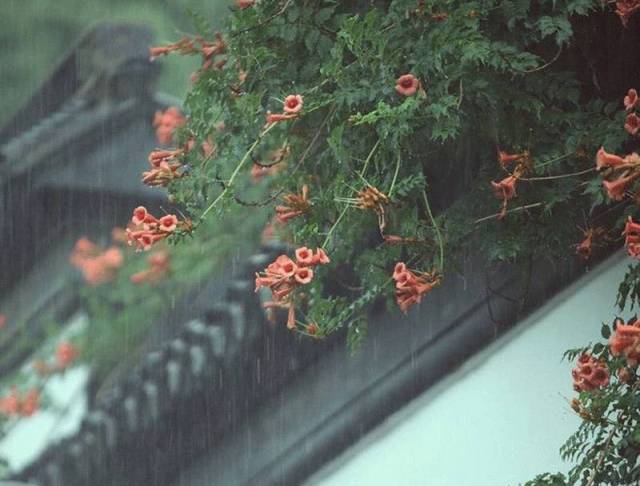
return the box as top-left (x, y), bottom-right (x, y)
top-left (255, 248), bottom-right (330, 330)
top-left (392, 262), bottom-right (440, 312)
top-left (575, 227), bottom-right (604, 260)
top-left (491, 175), bottom-right (518, 219)
top-left (131, 250), bottom-right (171, 284)
top-left (609, 317), bottom-right (640, 366)
top-left (571, 354), bottom-right (610, 392)
top-left (149, 38), bottom-right (197, 60)
top-left (603, 171), bottom-right (640, 201)
top-left (623, 216), bottom-right (640, 258)
top-left (595, 147), bottom-right (626, 170)
top-left (126, 207), bottom-right (188, 251)
top-left (283, 95), bottom-right (304, 114)
top-left (395, 74), bottom-right (420, 96)
top-left (625, 88), bottom-right (639, 111)
top-left (70, 238), bottom-right (123, 285)
top-left (265, 95), bottom-right (304, 125)
top-left (276, 185), bottom-right (311, 223)
top-left (625, 112), bottom-right (640, 136)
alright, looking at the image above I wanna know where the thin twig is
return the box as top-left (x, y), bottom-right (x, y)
top-left (389, 152), bottom-right (401, 198)
top-left (516, 46), bottom-right (563, 74)
top-left (236, 105), bottom-right (336, 207)
top-left (230, 0), bottom-right (294, 37)
top-left (585, 425), bottom-right (616, 486)
top-left (422, 190), bottom-right (445, 272)
top-left (322, 205), bottom-right (349, 249)
top-left (199, 123), bottom-right (276, 220)
top-left (519, 167), bottom-right (595, 182)
top-left (474, 202), bottom-right (543, 224)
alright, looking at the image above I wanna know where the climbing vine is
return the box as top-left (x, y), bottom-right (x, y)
top-left (76, 0), bottom-right (640, 482)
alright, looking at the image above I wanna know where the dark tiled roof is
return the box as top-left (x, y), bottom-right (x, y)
top-left (14, 243), bottom-right (331, 486)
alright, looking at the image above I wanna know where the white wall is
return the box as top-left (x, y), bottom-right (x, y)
top-left (309, 252), bottom-right (630, 486)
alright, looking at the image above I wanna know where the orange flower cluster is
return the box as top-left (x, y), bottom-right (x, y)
top-left (56, 342), bottom-right (79, 369)
top-left (609, 317), bottom-right (640, 366)
top-left (490, 175), bottom-right (517, 219)
top-left (266, 95), bottom-right (303, 124)
top-left (0, 388), bottom-right (40, 418)
top-left (395, 74), bottom-right (421, 96)
top-left (149, 38), bottom-right (198, 60)
top-left (276, 185), bottom-right (311, 223)
top-left (571, 354), bottom-right (610, 392)
top-left (143, 149), bottom-right (185, 187)
top-left (126, 206), bottom-right (188, 251)
top-left (624, 88), bottom-right (640, 135)
top-left (616, 0), bottom-right (640, 27)
top-left (392, 262), bottom-right (440, 312)
top-left (623, 217), bottom-right (640, 258)
top-left (153, 107), bottom-right (185, 145)
top-left (34, 342), bottom-right (80, 376)
top-left (70, 238), bottom-right (124, 285)
top-left (130, 250), bottom-right (171, 284)
top-left (255, 247), bottom-right (330, 329)
top-left (150, 33), bottom-right (227, 80)
top-left (490, 150), bottom-right (533, 219)
top-left (596, 147), bottom-right (640, 201)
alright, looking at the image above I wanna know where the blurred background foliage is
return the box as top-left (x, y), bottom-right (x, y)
top-left (0, 0), bottom-right (230, 125)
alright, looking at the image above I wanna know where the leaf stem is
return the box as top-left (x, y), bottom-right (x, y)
top-left (199, 123), bottom-right (275, 220)
top-left (422, 190), bottom-right (444, 272)
top-left (389, 152), bottom-right (401, 198)
top-left (322, 205), bottom-right (349, 249)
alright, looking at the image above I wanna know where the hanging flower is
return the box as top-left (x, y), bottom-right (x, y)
top-left (615, 0), bottom-right (640, 27)
top-left (395, 74), bottom-right (420, 96)
top-left (490, 175), bottom-right (518, 219)
top-left (575, 227), bottom-right (605, 260)
top-left (624, 88), bottom-right (639, 111)
top-left (497, 150), bottom-right (527, 169)
top-left (609, 317), bottom-right (640, 366)
top-left (392, 262), bottom-right (440, 312)
top-left (625, 112), bottom-right (640, 136)
top-left (623, 216), bottom-right (640, 258)
top-left (595, 147), bottom-right (628, 171)
top-left (275, 185), bottom-right (311, 223)
top-left (603, 171), bottom-right (640, 201)
top-left (70, 238), bottom-right (123, 285)
top-left (149, 38), bottom-right (197, 61)
top-left (255, 248), bottom-right (330, 330)
top-left (571, 354), bottom-right (610, 392)
top-left (131, 250), bottom-right (171, 284)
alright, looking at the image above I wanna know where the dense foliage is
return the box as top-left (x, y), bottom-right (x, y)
top-left (155, 0), bottom-right (634, 344)
top-left (4, 0), bottom-right (640, 482)
top-left (144, 0), bottom-right (640, 482)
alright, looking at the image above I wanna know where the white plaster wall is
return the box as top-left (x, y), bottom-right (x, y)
top-left (310, 252), bottom-right (630, 486)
